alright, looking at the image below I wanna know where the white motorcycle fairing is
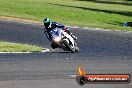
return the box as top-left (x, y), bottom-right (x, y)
top-left (51, 28), bottom-right (75, 51)
top-left (62, 31), bottom-right (75, 48)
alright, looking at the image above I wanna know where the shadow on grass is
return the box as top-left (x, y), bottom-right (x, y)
top-left (125, 0), bottom-right (132, 1)
top-left (76, 0), bottom-right (132, 6)
top-left (107, 21), bottom-right (123, 26)
top-left (48, 3), bottom-right (132, 17)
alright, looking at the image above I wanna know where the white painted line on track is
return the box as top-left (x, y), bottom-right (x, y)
top-left (68, 75), bottom-right (76, 78)
top-left (124, 31), bottom-right (132, 33)
top-left (0, 49), bottom-right (50, 54)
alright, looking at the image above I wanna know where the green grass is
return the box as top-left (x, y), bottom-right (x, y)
top-left (0, 41), bottom-right (43, 52)
top-left (0, 0), bottom-right (132, 31)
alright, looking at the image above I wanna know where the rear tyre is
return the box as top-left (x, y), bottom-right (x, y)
top-left (51, 41), bottom-right (59, 49)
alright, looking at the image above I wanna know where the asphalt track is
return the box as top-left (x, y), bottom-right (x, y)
top-left (0, 20), bottom-right (132, 88)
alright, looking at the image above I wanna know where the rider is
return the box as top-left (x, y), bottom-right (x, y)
top-left (43, 18), bottom-right (77, 48)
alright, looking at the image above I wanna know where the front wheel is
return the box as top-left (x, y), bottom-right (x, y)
top-left (75, 46), bottom-right (79, 52)
top-left (62, 40), bottom-right (75, 53)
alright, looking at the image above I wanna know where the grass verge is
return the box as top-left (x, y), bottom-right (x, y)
top-left (0, 41), bottom-right (43, 52)
top-left (0, 0), bottom-right (132, 31)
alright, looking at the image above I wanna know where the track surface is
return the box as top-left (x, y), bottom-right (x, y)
top-left (0, 20), bottom-right (132, 88)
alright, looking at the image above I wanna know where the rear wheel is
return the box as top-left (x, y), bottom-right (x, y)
top-left (51, 41), bottom-right (59, 49)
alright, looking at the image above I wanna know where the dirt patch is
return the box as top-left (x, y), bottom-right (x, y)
top-left (0, 16), bottom-right (43, 25)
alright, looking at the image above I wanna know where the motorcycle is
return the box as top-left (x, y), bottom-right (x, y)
top-left (49, 28), bottom-right (79, 53)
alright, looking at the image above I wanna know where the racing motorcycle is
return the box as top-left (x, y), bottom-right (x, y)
top-left (49, 28), bottom-right (79, 53)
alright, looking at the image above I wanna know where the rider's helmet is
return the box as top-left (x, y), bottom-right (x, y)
top-left (43, 18), bottom-right (52, 28)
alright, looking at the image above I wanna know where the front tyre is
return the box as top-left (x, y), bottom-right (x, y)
top-left (75, 46), bottom-right (79, 52)
top-left (62, 40), bottom-right (75, 53)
